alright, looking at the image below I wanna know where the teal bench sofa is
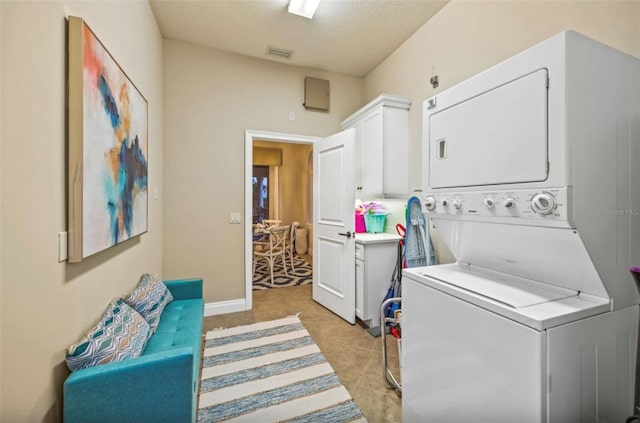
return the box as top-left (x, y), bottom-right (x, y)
top-left (63, 278), bottom-right (204, 423)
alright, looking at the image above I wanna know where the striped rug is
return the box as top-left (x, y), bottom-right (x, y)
top-left (197, 316), bottom-right (367, 423)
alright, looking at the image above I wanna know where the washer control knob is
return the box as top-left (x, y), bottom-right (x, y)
top-left (441, 199), bottom-right (449, 207)
top-left (452, 199), bottom-right (462, 210)
top-left (484, 198), bottom-right (495, 209)
top-left (504, 198), bottom-right (516, 209)
top-left (424, 196), bottom-right (436, 211)
top-left (531, 193), bottom-right (556, 215)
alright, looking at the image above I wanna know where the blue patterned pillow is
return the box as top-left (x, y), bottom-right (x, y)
top-left (65, 299), bottom-right (150, 372)
top-left (124, 274), bottom-right (173, 334)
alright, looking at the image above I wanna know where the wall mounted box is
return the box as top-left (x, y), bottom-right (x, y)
top-left (303, 77), bottom-right (330, 111)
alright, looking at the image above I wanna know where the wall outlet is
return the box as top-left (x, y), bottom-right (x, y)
top-left (229, 212), bottom-right (241, 224)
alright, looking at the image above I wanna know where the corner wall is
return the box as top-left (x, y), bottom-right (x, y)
top-left (0, 1), bottom-right (164, 421)
top-left (162, 39), bottom-right (364, 303)
top-left (364, 0), bottom-right (640, 263)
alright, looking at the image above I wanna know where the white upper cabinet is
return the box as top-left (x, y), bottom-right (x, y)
top-left (341, 94), bottom-right (411, 198)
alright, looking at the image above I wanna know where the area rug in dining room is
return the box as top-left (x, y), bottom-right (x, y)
top-left (197, 316), bottom-right (367, 423)
top-left (253, 255), bottom-right (312, 290)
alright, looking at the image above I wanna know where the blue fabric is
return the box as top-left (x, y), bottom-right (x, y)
top-left (63, 278), bottom-right (204, 423)
top-left (165, 278), bottom-right (203, 301)
top-left (405, 196), bottom-right (437, 268)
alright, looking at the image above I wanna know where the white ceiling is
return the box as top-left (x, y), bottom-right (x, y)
top-left (149, 0), bottom-right (448, 77)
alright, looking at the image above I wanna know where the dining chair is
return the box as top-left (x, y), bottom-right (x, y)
top-left (252, 224), bottom-right (269, 249)
top-left (255, 219), bottom-right (282, 255)
top-left (262, 219), bottom-right (281, 229)
top-left (253, 225), bottom-right (289, 285)
top-left (284, 221), bottom-right (300, 271)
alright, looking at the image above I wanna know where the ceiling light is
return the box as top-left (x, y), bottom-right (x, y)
top-left (288, 0), bottom-right (321, 19)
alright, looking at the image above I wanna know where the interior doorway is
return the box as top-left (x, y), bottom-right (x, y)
top-left (244, 130), bottom-right (320, 310)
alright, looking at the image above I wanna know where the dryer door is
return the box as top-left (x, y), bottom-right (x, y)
top-left (428, 69), bottom-right (548, 188)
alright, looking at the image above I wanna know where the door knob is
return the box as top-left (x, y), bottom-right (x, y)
top-left (338, 231), bottom-right (352, 238)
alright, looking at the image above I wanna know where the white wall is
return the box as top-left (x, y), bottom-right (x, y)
top-left (0, 1), bottom-right (163, 421)
top-left (162, 39), bottom-right (364, 304)
top-left (364, 0), bottom-right (640, 263)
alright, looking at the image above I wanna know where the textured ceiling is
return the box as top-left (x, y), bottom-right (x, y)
top-left (149, 0), bottom-right (448, 77)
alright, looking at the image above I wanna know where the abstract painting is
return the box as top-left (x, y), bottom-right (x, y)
top-left (68, 17), bottom-right (148, 262)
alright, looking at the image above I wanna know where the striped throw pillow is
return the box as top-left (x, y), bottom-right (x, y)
top-left (124, 274), bottom-right (173, 334)
top-left (65, 299), bottom-right (150, 372)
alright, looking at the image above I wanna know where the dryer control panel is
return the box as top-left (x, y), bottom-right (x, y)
top-left (423, 187), bottom-right (572, 228)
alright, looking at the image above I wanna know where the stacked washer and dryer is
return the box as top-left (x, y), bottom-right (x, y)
top-left (402, 30), bottom-right (640, 422)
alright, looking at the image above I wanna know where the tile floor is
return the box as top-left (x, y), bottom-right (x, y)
top-left (202, 284), bottom-right (402, 422)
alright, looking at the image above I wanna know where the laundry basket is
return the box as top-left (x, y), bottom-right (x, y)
top-left (364, 214), bottom-right (387, 233)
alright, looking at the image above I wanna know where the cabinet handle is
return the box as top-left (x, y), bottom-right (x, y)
top-left (338, 231), bottom-right (352, 238)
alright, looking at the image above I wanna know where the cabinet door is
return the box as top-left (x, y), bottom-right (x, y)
top-left (382, 107), bottom-right (409, 196)
top-left (360, 109), bottom-right (384, 197)
top-left (355, 258), bottom-right (364, 320)
top-left (353, 121), bottom-right (364, 195)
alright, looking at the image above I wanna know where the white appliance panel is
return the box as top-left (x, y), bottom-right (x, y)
top-left (404, 264), bottom-right (609, 331)
top-left (431, 220), bottom-right (609, 299)
top-left (546, 306), bottom-right (639, 422)
top-left (406, 30), bottom-right (640, 422)
top-left (422, 265), bottom-right (576, 308)
top-left (429, 69), bottom-right (548, 188)
top-left (402, 277), bottom-right (545, 423)
top-left (423, 187), bottom-right (572, 227)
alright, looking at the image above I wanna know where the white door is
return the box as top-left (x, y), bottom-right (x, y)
top-left (313, 129), bottom-right (356, 324)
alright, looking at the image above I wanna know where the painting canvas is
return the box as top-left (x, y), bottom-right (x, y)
top-left (68, 17), bottom-right (148, 262)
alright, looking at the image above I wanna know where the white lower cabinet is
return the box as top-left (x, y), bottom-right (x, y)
top-left (355, 235), bottom-right (401, 328)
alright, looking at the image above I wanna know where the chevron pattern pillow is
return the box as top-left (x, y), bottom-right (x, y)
top-left (124, 274), bottom-right (173, 334)
top-left (65, 299), bottom-right (150, 372)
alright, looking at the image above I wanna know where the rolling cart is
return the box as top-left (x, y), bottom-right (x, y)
top-left (381, 296), bottom-right (402, 391)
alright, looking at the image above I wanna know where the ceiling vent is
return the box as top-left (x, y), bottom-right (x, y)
top-left (266, 46), bottom-right (293, 59)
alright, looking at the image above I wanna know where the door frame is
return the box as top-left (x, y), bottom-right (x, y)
top-left (244, 130), bottom-right (320, 310)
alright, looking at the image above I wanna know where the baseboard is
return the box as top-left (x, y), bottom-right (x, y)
top-left (204, 299), bottom-right (247, 316)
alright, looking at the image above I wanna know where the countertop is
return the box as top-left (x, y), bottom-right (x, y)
top-left (354, 232), bottom-right (402, 245)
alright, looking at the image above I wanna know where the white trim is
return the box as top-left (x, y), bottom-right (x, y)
top-left (245, 130), bottom-right (320, 312)
top-left (340, 94), bottom-right (412, 128)
top-left (204, 299), bottom-right (247, 317)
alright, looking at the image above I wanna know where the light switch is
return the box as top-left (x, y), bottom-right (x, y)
top-left (229, 212), bottom-right (241, 224)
